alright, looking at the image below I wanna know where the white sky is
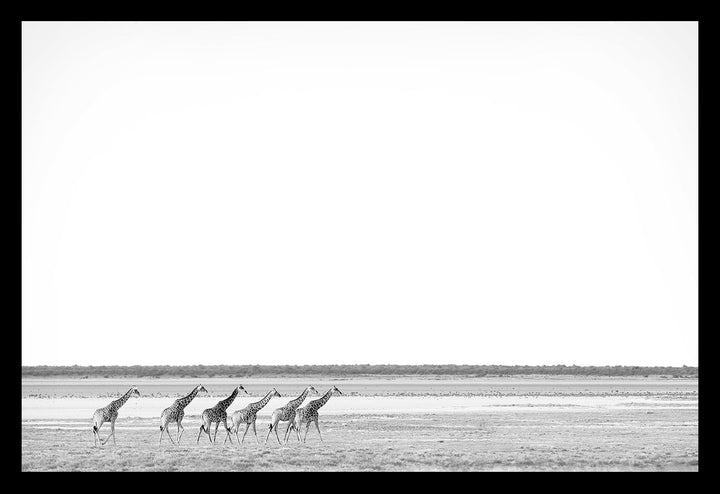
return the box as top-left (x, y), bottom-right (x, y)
top-left (22, 22), bottom-right (698, 366)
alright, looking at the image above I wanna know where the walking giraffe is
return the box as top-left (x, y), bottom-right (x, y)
top-left (224, 388), bottom-right (281, 445)
top-left (196, 386), bottom-right (247, 444)
top-left (289, 386), bottom-right (343, 443)
top-left (91, 386), bottom-right (140, 446)
top-left (159, 384), bottom-right (207, 445)
top-left (264, 385), bottom-right (318, 444)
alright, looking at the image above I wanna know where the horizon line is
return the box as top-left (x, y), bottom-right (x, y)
top-left (21, 363), bottom-right (698, 368)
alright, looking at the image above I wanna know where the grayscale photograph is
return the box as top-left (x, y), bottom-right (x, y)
top-left (21, 21), bottom-right (699, 471)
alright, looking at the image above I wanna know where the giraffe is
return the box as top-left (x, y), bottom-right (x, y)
top-left (159, 384), bottom-right (207, 445)
top-left (196, 386), bottom-right (247, 444)
top-left (224, 388), bottom-right (281, 445)
top-left (264, 385), bottom-right (318, 445)
top-left (290, 386), bottom-right (342, 443)
top-left (91, 386), bottom-right (140, 446)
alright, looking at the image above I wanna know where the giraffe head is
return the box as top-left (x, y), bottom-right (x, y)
top-left (197, 385), bottom-right (208, 393)
top-left (237, 385), bottom-right (248, 394)
top-left (131, 386), bottom-right (141, 397)
top-left (331, 386), bottom-right (343, 395)
top-left (308, 385), bottom-right (319, 395)
top-left (271, 388), bottom-right (281, 398)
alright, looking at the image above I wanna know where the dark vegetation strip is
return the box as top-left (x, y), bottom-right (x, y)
top-left (21, 365), bottom-right (698, 378)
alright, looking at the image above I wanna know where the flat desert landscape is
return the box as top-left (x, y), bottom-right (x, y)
top-left (21, 376), bottom-right (698, 471)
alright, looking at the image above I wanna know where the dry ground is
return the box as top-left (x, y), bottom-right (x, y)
top-left (21, 377), bottom-right (697, 471)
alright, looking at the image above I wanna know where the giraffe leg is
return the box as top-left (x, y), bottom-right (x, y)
top-left (286, 421), bottom-right (299, 442)
top-left (93, 416), bottom-right (104, 447)
top-left (303, 422), bottom-right (310, 443)
top-left (290, 421), bottom-right (300, 442)
top-left (102, 418), bottom-right (116, 445)
top-left (224, 422), bottom-right (237, 444)
top-left (177, 422), bottom-right (184, 443)
top-left (275, 422), bottom-right (282, 444)
top-left (159, 418), bottom-right (170, 445)
top-left (101, 424), bottom-right (111, 445)
top-left (285, 422), bottom-right (295, 443)
top-left (241, 422), bottom-right (251, 444)
top-left (165, 424), bottom-right (176, 445)
top-left (213, 422), bottom-right (220, 443)
top-left (223, 420), bottom-right (232, 444)
top-left (265, 419), bottom-right (279, 444)
top-left (285, 421), bottom-right (297, 443)
top-left (314, 419), bottom-right (323, 443)
top-left (283, 422), bottom-right (292, 443)
top-left (93, 421), bottom-right (100, 447)
top-left (206, 422), bottom-right (213, 443)
top-left (93, 423), bottom-right (102, 447)
top-left (198, 420), bottom-right (211, 444)
top-left (225, 419), bottom-right (234, 444)
top-left (252, 421), bottom-right (259, 444)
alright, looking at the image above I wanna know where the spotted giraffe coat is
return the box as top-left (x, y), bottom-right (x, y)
top-left (273, 386), bottom-right (317, 423)
top-left (229, 388), bottom-right (281, 431)
top-left (93, 387), bottom-right (139, 427)
top-left (200, 386), bottom-right (244, 428)
top-left (294, 386), bottom-right (341, 427)
top-left (160, 385), bottom-right (205, 428)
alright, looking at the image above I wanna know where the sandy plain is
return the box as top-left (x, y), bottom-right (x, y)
top-left (21, 376), bottom-right (698, 471)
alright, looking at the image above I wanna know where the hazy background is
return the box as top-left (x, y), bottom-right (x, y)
top-left (22, 22), bottom-right (698, 366)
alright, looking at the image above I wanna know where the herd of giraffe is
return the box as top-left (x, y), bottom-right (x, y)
top-left (91, 384), bottom-right (343, 447)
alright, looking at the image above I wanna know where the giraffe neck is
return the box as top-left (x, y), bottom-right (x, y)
top-left (217, 388), bottom-right (239, 410)
top-left (314, 389), bottom-right (334, 409)
top-left (112, 388), bottom-right (135, 409)
top-left (287, 387), bottom-right (310, 409)
top-left (249, 390), bottom-right (275, 412)
top-left (176, 387), bottom-right (200, 409)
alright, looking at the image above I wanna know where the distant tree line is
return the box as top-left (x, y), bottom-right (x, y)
top-left (21, 364), bottom-right (698, 378)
